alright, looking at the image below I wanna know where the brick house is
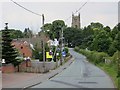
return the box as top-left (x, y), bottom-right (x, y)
top-left (12, 40), bottom-right (32, 58)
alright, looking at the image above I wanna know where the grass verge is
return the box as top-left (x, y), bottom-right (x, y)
top-left (97, 63), bottom-right (118, 88)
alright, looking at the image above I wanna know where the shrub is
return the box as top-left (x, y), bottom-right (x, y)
top-left (93, 52), bottom-right (108, 64)
top-left (79, 49), bottom-right (108, 64)
top-left (74, 46), bottom-right (79, 52)
top-left (112, 51), bottom-right (119, 63)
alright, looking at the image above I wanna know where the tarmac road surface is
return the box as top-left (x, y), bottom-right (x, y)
top-left (32, 48), bottom-right (115, 88)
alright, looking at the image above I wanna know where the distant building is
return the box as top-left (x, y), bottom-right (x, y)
top-left (20, 33), bottom-right (49, 49)
top-left (71, 13), bottom-right (81, 29)
top-left (12, 40), bottom-right (32, 58)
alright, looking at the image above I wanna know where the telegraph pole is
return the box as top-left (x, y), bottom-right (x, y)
top-left (41, 14), bottom-right (45, 69)
top-left (60, 27), bottom-right (64, 65)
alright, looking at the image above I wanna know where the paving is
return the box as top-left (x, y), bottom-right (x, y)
top-left (2, 55), bottom-right (74, 88)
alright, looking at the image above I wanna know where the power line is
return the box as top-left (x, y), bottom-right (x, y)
top-left (10, 0), bottom-right (42, 16)
top-left (74, 1), bottom-right (88, 14)
top-left (65, 1), bottom-right (88, 21)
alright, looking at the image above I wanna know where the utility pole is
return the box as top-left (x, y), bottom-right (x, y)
top-left (60, 27), bottom-right (63, 65)
top-left (42, 14), bottom-right (45, 26)
top-left (41, 14), bottom-right (45, 70)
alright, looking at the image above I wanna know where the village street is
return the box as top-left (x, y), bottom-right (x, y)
top-left (32, 49), bottom-right (115, 88)
top-left (1, 49), bottom-right (116, 89)
top-left (2, 52), bottom-right (74, 89)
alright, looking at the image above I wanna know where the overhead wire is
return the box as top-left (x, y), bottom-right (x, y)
top-left (10, 0), bottom-right (42, 16)
top-left (10, 0), bottom-right (88, 22)
top-left (65, 1), bottom-right (88, 22)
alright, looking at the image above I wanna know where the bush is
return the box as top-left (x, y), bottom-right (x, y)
top-left (74, 46), bottom-right (79, 52)
top-left (118, 77), bottom-right (120, 89)
top-left (108, 44), bottom-right (117, 56)
top-left (79, 49), bottom-right (108, 64)
top-left (94, 52), bottom-right (108, 64)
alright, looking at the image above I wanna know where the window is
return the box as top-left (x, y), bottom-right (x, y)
top-left (23, 53), bottom-right (25, 56)
top-left (75, 25), bottom-right (78, 28)
top-left (21, 46), bottom-right (23, 49)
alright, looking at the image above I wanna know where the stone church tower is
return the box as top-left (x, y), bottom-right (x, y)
top-left (71, 13), bottom-right (81, 29)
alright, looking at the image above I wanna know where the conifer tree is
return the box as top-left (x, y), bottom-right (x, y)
top-left (2, 23), bottom-right (18, 66)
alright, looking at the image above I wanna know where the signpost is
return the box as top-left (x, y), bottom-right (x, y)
top-left (62, 51), bottom-right (66, 57)
top-left (46, 52), bottom-right (53, 59)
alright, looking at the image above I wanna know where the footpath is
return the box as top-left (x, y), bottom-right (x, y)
top-left (2, 57), bottom-right (74, 89)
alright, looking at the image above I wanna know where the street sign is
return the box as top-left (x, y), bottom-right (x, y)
top-left (46, 52), bottom-right (53, 59)
top-left (62, 51), bottom-right (66, 57)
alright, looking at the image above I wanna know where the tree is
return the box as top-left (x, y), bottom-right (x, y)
top-left (40, 20), bottom-right (66, 40)
top-left (51, 20), bottom-right (65, 40)
top-left (110, 24), bottom-right (119, 40)
top-left (114, 31), bottom-right (120, 77)
top-left (63, 27), bottom-right (81, 47)
top-left (2, 23), bottom-right (19, 66)
top-left (41, 23), bottom-right (54, 39)
top-left (42, 23), bottom-right (52, 31)
top-left (90, 22), bottom-right (103, 30)
top-left (114, 31), bottom-right (120, 51)
top-left (9, 29), bottom-right (24, 39)
top-left (80, 25), bottom-right (94, 49)
top-left (104, 26), bottom-right (111, 33)
top-left (108, 41), bottom-right (117, 56)
top-left (91, 30), bottom-right (112, 52)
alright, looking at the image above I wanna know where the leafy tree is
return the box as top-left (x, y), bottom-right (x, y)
top-left (42, 23), bottom-right (52, 31)
top-left (80, 25), bottom-right (94, 49)
top-left (41, 23), bottom-right (54, 40)
top-left (51, 20), bottom-right (65, 40)
top-left (91, 30), bottom-right (112, 52)
top-left (63, 27), bottom-right (81, 47)
top-left (108, 41), bottom-right (117, 56)
top-left (104, 26), bottom-right (111, 33)
top-left (114, 31), bottom-right (120, 51)
top-left (2, 23), bottom-right (19, 67)
top-left (40, 20), bottom-right (65, 40)
top-left (9, 29), bottom-right (24, 39)
top-left (90, 22), bottom-right (103, 30)
top-left (110, 24), bottom-right (119, 40)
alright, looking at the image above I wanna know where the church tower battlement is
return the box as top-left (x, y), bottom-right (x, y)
top-left (71, 13), bottom-right (81, 29)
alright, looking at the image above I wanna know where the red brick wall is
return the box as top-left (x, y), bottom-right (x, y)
top-left (2, 64), bottom-right (15, 73)
top-left (2, 61), bottom-right (32, 73)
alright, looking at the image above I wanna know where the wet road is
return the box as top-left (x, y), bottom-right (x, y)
top-left (32, 49), bottom-right (114, 88)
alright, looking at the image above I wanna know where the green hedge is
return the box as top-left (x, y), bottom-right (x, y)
top-left (74, 47), bottom-right (119, 89)
top-left (78, 49), bottom-right (108, 64)
top-left (74, 46), bottom-right (80, 52)
top-left (118, 77), bottom-right (120, 89)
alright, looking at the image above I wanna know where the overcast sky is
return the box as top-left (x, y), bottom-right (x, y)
top-left (0, 0), bottom-right (119, 33)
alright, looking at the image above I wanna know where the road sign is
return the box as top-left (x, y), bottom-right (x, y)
top-left (62, 51), bottom-right (66, 57)
top-left (46, 52), bottom-right (53, 59)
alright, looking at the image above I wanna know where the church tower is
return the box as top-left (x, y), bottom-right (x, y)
top-left (71, 13), bottom-right (81, 29)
